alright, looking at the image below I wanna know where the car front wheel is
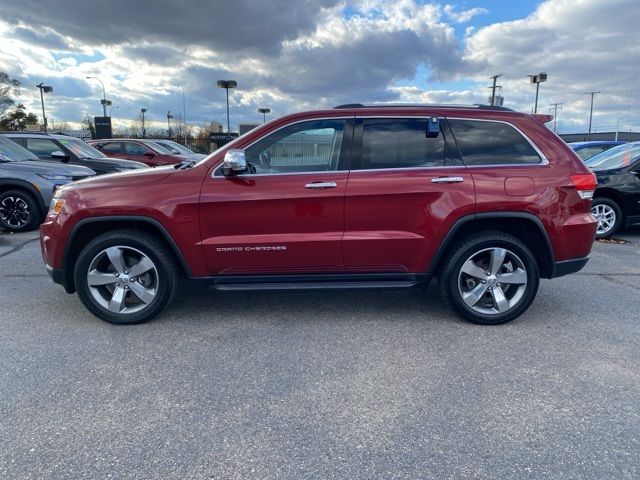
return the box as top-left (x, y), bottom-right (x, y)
top-left (439, 232), bottom-right (540, 325)
top-left (0, 190), bottom-right (40, 232)
top-left (74, 230), bottom-right (178, 325)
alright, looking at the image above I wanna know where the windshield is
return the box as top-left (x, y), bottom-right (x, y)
top-left (57, 137), bottom-right (106, 159)
top-left (588, 143), bottom-right (640, 171)
top-left (0, 136), bottom-right (40, 161)
top-left (145, 141), bottom-right (177, 155)
top-left (157, 140), bottom-right (194, 155)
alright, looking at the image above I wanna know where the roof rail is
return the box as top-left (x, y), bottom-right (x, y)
top-left (0, 130), bottom-right (50, 135)
top-left (333, 103), bottom-right (514, 112)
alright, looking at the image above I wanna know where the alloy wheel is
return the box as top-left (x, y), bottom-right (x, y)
top-left (86, 246), bottom-right (159, 314)
top-left (592, 204), bottom-right (616, 235)
top-left (457, 247), bottom-right (528, 316)
top-left (0, 196), bottom-right (30, 228)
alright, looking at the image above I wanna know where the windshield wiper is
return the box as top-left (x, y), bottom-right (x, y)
top-left (176, 158), bottom-right (197, 170)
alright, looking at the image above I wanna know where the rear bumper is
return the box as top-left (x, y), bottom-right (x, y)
top-left (549, 256), bottom-right (590, 278)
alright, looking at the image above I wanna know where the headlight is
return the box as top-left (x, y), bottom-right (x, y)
top-left (39, 174), bottom-right (73, 181)
top-left (48, 196), bottom-right (66, 215)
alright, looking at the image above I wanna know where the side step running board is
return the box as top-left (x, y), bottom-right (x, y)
top-left (213, 280), bottom-right (419, 291)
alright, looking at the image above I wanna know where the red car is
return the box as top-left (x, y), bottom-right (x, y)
top-left (41, 104), bottom-right (597, 325)
top-left (87, 138), bottom-right (189, 166)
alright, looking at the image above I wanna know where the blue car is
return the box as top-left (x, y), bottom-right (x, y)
top-left (569, 141), bottom-right (625, 161)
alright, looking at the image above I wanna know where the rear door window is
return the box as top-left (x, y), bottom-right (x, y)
top-left (360, 118), bottom-right (460, 169)
top-left (448, 119), bottom-right (542, 166)
top-left (99, 142), bottom-right (123, 153)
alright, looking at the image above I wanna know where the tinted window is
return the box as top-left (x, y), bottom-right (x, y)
top-left (26, 138), bottom-right (60, 158)
top-left (449, 119), bottom-right (541, 165)
top-left (576, 146), bottom-right (607, 161)
top-left (124, 142), bottom-right (150, 155)
top-left (242, 119), bottom-right (345, 174)
top-left (99, 142), bottom-right (122, 153)
top-left (361, 118), bottom-right (447, 169)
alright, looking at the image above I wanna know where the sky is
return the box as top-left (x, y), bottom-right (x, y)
top-left (0, 0), bottom-right (638, 134)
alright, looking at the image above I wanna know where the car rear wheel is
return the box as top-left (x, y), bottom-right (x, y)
top-left (0, 190), bottom-right (40, 232)
top-left (439, 232), bottom-right (540, 325)
top-left (74, 230), bottom-right (178, 325)
top-left (591, 198), bottom-right (622, 239)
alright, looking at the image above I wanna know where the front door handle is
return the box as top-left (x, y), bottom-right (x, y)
top-left (305, 182), bottom-right (338, 189)
top-left (431, 176), bottom-right (464, 184)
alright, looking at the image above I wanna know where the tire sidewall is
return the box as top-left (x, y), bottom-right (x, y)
top-left (445, 235), bottom-right (539, 325)
top-left (74, 233), bottom-right (176, 325)
top-left (592, 198), bottom-right (622, 239)
top-left (0, 190), bottom-right (40, 232)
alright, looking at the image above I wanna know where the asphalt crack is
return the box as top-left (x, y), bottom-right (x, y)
top-left (0, 238), bottom-right (39, 258)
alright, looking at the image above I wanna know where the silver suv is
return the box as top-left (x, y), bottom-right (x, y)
top-left (0, 136), bottom-right (95, 232)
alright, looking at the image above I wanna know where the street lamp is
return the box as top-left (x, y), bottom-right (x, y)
top-left (109, 105), bottom-right (119, 116)
top-left (86, 76), bottom-right (111, 117)
top-left (216, 80), bottom-right (237, 141)
top-left (527, 72), bottom-right (547, 114)
top-left (258, 108), bottom-right (271, 123)
top-left (141, 108), bottom-right (147, 138)
top-left (167, 110), bottom-right (174, 136)
top-left (36, 83), bottom-right (53, 133)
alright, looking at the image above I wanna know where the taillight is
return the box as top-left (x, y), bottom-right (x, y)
top-left (570, 173), bottom-right (597, 200)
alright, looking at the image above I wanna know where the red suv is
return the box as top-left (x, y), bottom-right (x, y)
top-left (87, 139), bottom-right (189, 166)
top-left (40, 104), bottom-right (597, 325)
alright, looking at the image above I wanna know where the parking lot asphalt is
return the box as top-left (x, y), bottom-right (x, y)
top-left (0, 230), bottom-right (638, 480)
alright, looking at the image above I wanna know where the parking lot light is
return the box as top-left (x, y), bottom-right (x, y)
top-left (86, 76), bottom-right (109, 117)
top-left (217, 80), bottom-right (237, 141)
top-left (528, 72), bottom-right (547, 114)
top-left (258, 108), bottom-right (271, 123)
top-left (36, 83), bottom-right (53, 133)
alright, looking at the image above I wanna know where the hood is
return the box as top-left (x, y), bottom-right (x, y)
top-left (0, 159), bottom-right (95, 176)
top-left (61, 164), bottom-right (176, 190)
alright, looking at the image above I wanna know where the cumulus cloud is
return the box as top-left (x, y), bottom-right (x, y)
top-left (443, 5), bottom-right (488, 23)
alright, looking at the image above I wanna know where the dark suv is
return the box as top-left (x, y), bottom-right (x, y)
top-left (40, 104), bottom-right (597, 325)
top-left (2, 132), bottom-right (147, 175)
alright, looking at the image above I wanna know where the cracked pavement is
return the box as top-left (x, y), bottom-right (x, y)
top-left (0, 229), bottom-right (639, 479)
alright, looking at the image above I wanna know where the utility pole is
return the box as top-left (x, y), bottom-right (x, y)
top-left (140, 108), bottom-right (147, 138)
top-left (488, 74), bottom-right (502, 106)
top-left (586, 91), bottom-right (600, 140)
top-left (549, 102), bottom-right (563, 132)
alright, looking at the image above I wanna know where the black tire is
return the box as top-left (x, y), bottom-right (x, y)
top-left (74, 230), bottom-right (178, 325)
top-left (591, 197), bottom-right (622, 239)
top-left (0, 190), bottom-right (41, 232)
top-left (439, 231), bottom-right (540, 325)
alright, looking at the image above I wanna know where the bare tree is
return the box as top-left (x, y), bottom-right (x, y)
top-left (0, 72), bottom-right (21, 118)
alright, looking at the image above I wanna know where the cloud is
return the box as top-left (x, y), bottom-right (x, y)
top-left (444, 5), bottom-right (488, 23)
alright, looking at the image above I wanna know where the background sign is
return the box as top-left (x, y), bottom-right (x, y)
top-left (94, 116), bottom-right (112, 139)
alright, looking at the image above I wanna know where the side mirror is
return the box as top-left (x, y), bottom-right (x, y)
top-left (221, 149), bottom-right (248, 176)
top-left (51, 151), bottom-right (69, 161)
top-left (426, 117), bottom-right (440, 138)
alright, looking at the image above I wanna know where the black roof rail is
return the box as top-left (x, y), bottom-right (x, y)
top-left (333, 103), bottom-right (514, 112)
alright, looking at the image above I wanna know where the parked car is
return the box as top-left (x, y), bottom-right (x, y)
top-left (569, 141), bottom-right (625, 161)
top-left (585, 142), bottom-right (640, 238)
top-left (151, 139), bottom-right (207, 160)
top-left (1, 132), bottom-right (147, 175)
top-left (87, 138), bottom-right (190, 166)
top-left (41, 104), bottom-right (596, 326)
top-left (0, 136), bottom-right (94, 232)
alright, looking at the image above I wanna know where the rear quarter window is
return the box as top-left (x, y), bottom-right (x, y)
top-left (449, 119), bottom-right (542, 166)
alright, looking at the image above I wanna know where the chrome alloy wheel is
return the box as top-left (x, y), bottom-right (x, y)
top-left (457, 247), bottom-right (528, 316)
top-left (592, 203), bottom-right (616, 235)
top-left (87, 246), bottom-right (158, 314)
top-left (0, 196), bottom-right (30, 228)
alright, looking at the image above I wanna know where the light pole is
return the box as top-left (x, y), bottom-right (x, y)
top-left (586, 91), bottom-right (600, 141)
top-left (167, 110), bottom-right (174, 136)
top-left (86, 76), bottom-right (110, 117)
top-left (179, 87), bottom-right (186, 143)
top-left (258, 108), bottom-right (271, 123)
top-left (141, 108), bottom-right (147, 138)
top-left (36, 83), bottom-right (53, 133)
top-left (527, 72), bottom-right (547, 114)
top-left (109, 105), bottom-right (119, 116)
top-left (216, 80), bottom-right (237, 141)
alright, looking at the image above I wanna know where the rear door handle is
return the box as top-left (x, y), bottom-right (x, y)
top-left (431, 176), bottom-right (464, 184)
top-left (305, 182), bottom-right (338, 189)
